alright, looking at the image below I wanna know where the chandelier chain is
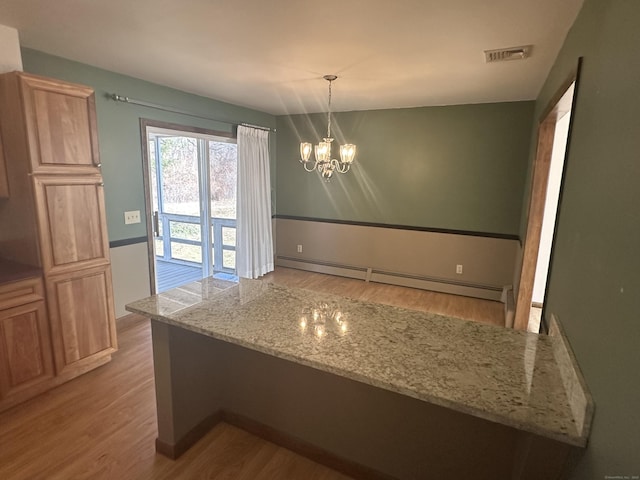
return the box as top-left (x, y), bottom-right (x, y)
top-left (327, 79), bottom-right (332, 139)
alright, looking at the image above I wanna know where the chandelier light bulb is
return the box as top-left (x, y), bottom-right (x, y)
top-left (340, 144), bottom-right (356, 164)
top-left (300, 142), bottom-right (312, 162)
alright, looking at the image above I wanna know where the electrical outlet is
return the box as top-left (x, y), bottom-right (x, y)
top-left (124, 210), bottom-right (141, 225)
top-left (297, 244), bottom-right (303, 253)
top-left (456, 264), bottom-right (463, 274)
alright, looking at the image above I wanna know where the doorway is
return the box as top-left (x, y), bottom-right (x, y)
top-left (514, 74), bottom-right (578, 332)
top-left (141, 121), bottom-right (238, 293)
top-left (529, 105), bottom-right (572, 331)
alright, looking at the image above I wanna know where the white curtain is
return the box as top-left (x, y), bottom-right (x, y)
top-left (236, 125), bottom-right (274, 278)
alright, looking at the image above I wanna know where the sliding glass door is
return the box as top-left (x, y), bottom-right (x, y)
top-left (208, 139), bottom-right (238, 276)
top-left (146, 125), bottom-right (237, 293)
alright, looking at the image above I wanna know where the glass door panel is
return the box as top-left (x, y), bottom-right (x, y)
top-left (149, 134), bottom-right (204, 292)
top-left (147, 127), bottom-right (238, 292)
top-left (209, 140), bottom-right (237, 275)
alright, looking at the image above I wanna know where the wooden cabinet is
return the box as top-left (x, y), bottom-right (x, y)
top-left (0, 72), bottom-right (117, 408)
top-left (33, 175), bottom-right (110, 274)
top-left (46, 265), bottom-right (116, 375)
top-left (0, 129), bottom-right (9, 197)
top-left (0, 277), bottom-right (55, 410)
top-left (16, 73), bottom-right (101, 175)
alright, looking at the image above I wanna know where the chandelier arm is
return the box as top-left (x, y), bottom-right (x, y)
top-left (330, 158), bottom-right (349, 174)
top-left (302, 160), bottom-right (319, 172)
top-left (335, 162), bottom-right (351, 174)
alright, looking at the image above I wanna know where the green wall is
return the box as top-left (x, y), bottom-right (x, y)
top-left (276, 102), bottom-right (534, 236)
top-left (532, 0), bottom-right (640, 476)
top-left (21, 48), bottom-right (276, 243)
top-left (21, 48), bottom-right (533, 240)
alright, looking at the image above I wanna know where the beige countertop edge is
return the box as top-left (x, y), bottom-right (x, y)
top-left (126, 304), bottom-right (590, 448)
top-left (548, 314), bottom-right (595, 447)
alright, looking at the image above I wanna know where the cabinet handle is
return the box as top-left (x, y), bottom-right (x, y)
top-left (99, 182), bottom-right (104, 186)
top-left (97, 163), bottom-right (102, 167)
top-left (153, 211), bottom-right (160, 237)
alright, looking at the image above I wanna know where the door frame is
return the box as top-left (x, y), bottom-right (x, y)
top-left (513, 59), bottom-right (582, 331)
top-left (139, 119), bottom-right (234, 294)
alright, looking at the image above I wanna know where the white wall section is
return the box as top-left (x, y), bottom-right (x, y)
top-left (110, 243), bottom-right (151, 318)
top-left (0, 25), bottom-right (22, 73)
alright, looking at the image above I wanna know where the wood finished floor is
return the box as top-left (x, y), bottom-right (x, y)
top-left (263, 267), bottom-right (504, 327)
top-left (0, 316), bottom-right (353, 480)
top-left (0, 268), bottom-right (503, 479)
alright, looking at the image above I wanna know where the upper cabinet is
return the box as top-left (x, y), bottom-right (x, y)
top-left (32, 175), bottom-right (110, 274)
top-left (6, 72), bottom-right (102, 175)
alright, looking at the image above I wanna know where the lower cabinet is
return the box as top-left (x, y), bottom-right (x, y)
top-left (0, 129), bottom-right (9, 198)
top-left (46, 265), bottom-right (117, 376)
top-left (0, 267), bottom-right (117, 413)
top-left (0, 278), bottom-right (55, 410)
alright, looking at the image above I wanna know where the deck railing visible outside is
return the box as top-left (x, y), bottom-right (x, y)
top-left (154, 212), bottom-right (236, 275)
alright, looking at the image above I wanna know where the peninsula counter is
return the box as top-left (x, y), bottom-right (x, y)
top-left (126, 277), bottom-right (593, 479)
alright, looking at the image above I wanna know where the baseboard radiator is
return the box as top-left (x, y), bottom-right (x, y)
top-left (276, 256), bottom-right (505, 301)
top-left (501, 285), bottom-right (516, 328)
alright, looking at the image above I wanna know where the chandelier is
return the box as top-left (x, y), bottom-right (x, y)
top-left (299, 75), bottom-right (356, 180)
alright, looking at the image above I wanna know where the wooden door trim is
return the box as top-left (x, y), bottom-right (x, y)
top-left (139, 119), bottom-right (157, 294)
top-left (514, 120), bottom-right (556, 330)
top-left (514, 59), bottom-right (582, 331)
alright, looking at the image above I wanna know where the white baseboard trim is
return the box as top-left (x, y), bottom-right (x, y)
top-left (276, 256), bottom-right (503, 301)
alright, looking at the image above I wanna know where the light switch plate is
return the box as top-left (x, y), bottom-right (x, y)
top-left (124, 210), bottom-right (141, 225)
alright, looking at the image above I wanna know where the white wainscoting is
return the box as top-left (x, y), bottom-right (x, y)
top-left (110, 242), bottom-right (151, 318)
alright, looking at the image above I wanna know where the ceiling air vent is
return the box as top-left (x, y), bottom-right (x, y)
top-left (484, 45), bottom-right (532, 63)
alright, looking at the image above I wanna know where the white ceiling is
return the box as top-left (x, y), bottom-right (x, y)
top-left (0, 0), bottom-right (583, 115)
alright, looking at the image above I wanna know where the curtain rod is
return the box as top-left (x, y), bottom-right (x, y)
top-left (108, 93), bottom-right (275, 132)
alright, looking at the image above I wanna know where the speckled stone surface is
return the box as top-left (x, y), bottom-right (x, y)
top-left (126, 277), bottom-right (593, 447)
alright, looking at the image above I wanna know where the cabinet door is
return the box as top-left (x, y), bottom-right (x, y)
top-left (0, 300), bottom-right (55, 406)
top-left (18, 73), bottom-right (101, 175)
top-left (46, 265), bottom-right (117, 376)
top-left (0, 128), bottom-right (9, 197)
top-left (33, 175), bottom-right (110, 275)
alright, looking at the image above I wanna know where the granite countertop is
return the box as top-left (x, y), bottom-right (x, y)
top-left (0, 258), bottom-right (42, 285)
top-left (126, 277), bottom-right (593, 447)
